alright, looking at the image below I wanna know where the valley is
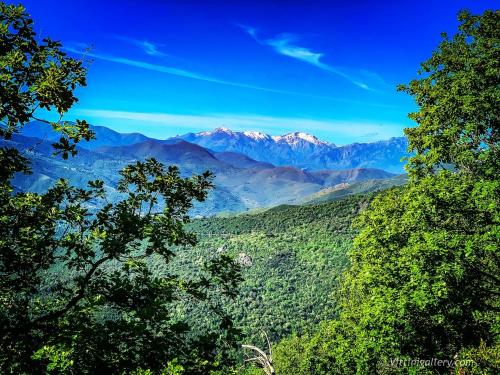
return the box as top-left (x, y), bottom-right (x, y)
top-left (6, 121), bottom-right (409, 215)
top-left (2, 3), bottom-right (497, 373)
top-left (172, 193), bottom-right (374, 345)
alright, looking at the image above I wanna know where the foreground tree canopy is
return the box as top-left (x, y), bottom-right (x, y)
top-left (0, 3), bottom-right (241, 374)
top-left (271, 10), bottom-right (499, 375)
top-left (2, 3), bottom-right (499, 374)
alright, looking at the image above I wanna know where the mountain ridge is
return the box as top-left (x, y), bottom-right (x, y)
top-left (20, 121), bottom-right (408, 172)
top-left (173, 127), bottom-right (408, 173)
top-left (4, 131), bottom-right (402, 215)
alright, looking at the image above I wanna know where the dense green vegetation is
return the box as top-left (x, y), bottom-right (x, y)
top-left (1, 3), bottom-right (498, 374)
top-left (0, 4), bottom-right (240, 374)
top-left (264, 9), bottom-right (499, 375)
top-left (180, 194), bottom-right (373, 344)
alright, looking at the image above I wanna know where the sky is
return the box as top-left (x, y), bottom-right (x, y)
top-left (22, 0), bottom-right (497, 144)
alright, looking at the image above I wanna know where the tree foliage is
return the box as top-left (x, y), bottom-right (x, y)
top-left (398, 10), bottom-right (499, 179)
top-left (272, 9), bottom-right (499, 375)
top-left (185, 194), bottom-right (371, 344)
top-left (0, 2), bottom-right (93, 158)
top-left (0, 3), bottom-right (240, 373)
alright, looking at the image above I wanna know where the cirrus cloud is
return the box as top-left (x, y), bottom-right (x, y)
top-left (239, 24), bottom-right (381, 91)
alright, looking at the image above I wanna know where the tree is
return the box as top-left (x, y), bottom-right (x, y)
top-left (338, 9), bottom-right (499, 373)
top-left (272, 9), bottom-right (499, 374)
top-left (399, 10), bottom-right (499, 179)
top-left (0, 3), bottom-right (241, 373)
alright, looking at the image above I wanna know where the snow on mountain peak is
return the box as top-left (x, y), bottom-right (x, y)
top-left (272, 132), bottom-right (329, 146)
top-left (214, 127), bottom-right (233, 133)
top-left (242, 131), bottom-right (271, 141)
top-left (198, 127), bottom-right (235, 136)
top-left (195, 127), bottom-right (333, 146)
top-left (295, 132), bottom-right (327, 145)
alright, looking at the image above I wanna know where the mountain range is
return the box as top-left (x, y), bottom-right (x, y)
top-left (2, 121), bottom-right (409, 215)
top-left (175, 127), bottom-right (408, 173)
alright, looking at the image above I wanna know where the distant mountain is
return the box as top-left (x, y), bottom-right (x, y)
top-left (20, 121), bottom-right (151, 150)
top-left (310, 168), bottom-right (396, 186)
top-left (173, 127), bottom-right (408, 173)
top-left (214, 152), bottom-right (274, 169)
top-left (20, 122), bottom-right (409, 172)
top-left (299, 174), bottom-right (408, 205)
top-left (320, 137), bottom-right (409, 173)
top-left (175, 127), bottom-right (335, 169)
top-left (97, 139), bottom-right (227, 172)
top-left (3, 133), bottom-right (402, 215)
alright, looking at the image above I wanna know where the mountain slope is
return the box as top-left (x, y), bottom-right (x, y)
top-left (310, 168), bottom-right (395, 185)
top-left (4, 134), bottom-right (399, 215)
top-left (300, 174), bottom-right (408, 204)
top-left (177, 194), bottom-right (374, 343)
top-left (97, 139), bottom-right (227, 172)
top-left (174, 127), bottom-right (408, 172)
top-left (96, 139), bottom-right (396, 211)
top-left (20, 121), bottom-right (151, 150)
top-left (214, 151), bottom-right (274, 169)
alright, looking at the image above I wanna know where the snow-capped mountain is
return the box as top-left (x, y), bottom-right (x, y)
top-left (272, 132), bottom-right (331, 147)
top-left (243, 130), bottom-right (272, 141)
top-left (193, 127), bottom-right (330, 146)
top-left (174, 127), bottom-right (334, 168)
top-left (13, 121), bottom-right (408, 214)
top-left (172, 127), bottom-right (407, 173)
top-left (20, 122), bottom-right (409, 173)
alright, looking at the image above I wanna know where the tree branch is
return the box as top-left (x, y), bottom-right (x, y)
top-left (30, 255), bottom-right (112, 326)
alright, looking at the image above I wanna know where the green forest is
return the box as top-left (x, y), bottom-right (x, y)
top-left (0, 2), bottom-right (498, 374)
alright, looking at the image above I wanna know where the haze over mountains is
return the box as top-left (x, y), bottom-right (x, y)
top-left (176, 127), bottom-right (408, 173)
top-left (4, 121), bottom-right (409, 215)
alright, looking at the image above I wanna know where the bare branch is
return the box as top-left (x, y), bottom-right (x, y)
top-left (242, 336), bottom-right (275, 375)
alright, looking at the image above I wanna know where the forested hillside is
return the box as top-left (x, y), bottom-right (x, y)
top-left (179, 194), bottom-right (373, 343)
top-left (1, 2), bottom-right (498, 375)
top-left (2, 130), bottom-right (399, 216)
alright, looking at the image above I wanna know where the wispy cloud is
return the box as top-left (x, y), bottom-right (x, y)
top-left (67, 45), bottom-right (218, 81)
top-left (113, 35), bottom-right (167, 56)
top-left (65, 44), bottom-right (391, 105)
top-left (267, 33), bottom-right (323, 66)
top-left (74, 108), bottom-right (405, 144)
top-left (239, 24), bottom-right (373, 91)
top-left (66, 45), bottom-right (298, 94)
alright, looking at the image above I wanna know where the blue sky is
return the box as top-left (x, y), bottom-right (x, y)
top-left (23, 0), bottom-right (496, 144)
